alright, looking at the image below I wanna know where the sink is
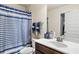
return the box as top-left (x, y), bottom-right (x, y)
top-left (50, 41), bottom-right (68, 48)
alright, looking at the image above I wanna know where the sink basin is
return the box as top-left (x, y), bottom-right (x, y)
top-left (50, 41), bottom-right (68, 48)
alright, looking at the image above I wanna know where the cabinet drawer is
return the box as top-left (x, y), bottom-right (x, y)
top-left (35, 42), bottom-right (64, 54)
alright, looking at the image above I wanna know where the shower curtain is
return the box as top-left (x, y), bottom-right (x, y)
top-left (0, 4), bottom-right (32, 53)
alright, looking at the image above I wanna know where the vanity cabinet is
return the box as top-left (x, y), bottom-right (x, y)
top-left (35, 42), bottom-right (64, 54)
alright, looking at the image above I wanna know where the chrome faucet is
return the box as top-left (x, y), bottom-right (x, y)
top-left (56, 35), bottom-right (64, 42)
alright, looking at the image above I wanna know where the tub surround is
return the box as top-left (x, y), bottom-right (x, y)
top-left (33, 38), bottom-right (79, 54)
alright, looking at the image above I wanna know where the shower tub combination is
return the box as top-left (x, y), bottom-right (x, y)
top-left (0, 4), bottom-right (34, 54)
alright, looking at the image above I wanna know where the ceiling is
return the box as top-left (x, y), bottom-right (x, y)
top-left (47, 4), bottom-right (66, 10)
top-left (19, 4), bottom-right (66, 10)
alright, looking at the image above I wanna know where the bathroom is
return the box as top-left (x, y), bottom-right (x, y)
top-left (0, 4), bottom-right (79, 54)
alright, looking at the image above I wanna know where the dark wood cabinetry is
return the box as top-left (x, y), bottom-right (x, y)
top-left (35, 42), bottom-right (64, 54)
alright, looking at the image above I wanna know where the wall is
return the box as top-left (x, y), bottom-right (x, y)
top-left (47, 4), bottom-right (79, 43)
top-left (28, 4), bottom-right (47, 38)
top-left (4, 4), bottom-right (27, 11)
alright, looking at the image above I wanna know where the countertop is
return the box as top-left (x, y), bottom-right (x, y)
top-left (33, 38), bottom-right (79, 54)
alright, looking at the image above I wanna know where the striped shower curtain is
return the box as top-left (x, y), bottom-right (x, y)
top-left (0, 4), bottom-right (32, 53)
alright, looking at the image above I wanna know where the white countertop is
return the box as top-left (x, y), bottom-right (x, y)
top-left (33, 38), bottom-right (79, 54)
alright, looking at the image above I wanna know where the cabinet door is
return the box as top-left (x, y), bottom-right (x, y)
top-left (35, 50), bottom-right (43, 54)
top-left (35, 43), bottom-right (64, 54)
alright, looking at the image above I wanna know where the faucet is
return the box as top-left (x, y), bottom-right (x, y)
top-left (56, 35), bottom-right (64, 42)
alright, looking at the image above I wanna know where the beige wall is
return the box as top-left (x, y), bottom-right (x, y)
top-left (28, 4), bottom-right (47, 38)
top-left (47, 4), bottom-right (79, 37)
top-left (4, 4), bottom-right (27, 11)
